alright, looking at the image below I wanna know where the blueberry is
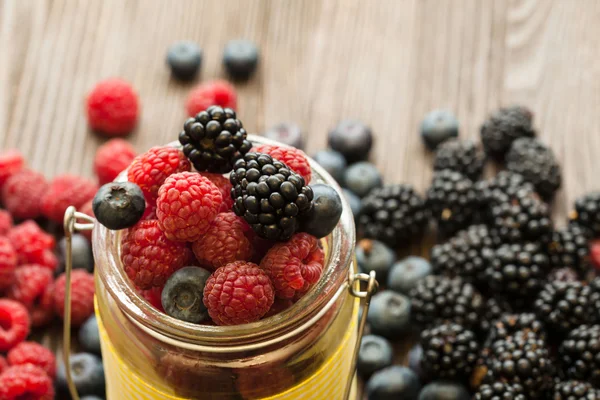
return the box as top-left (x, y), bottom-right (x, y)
top-left (299, 184), bottom-right (343, 239)
top-left (57, 234), bottom-right (93, 274)
top-left (357, 334), bottom-right (394, 377)
top-left (223, 39), bottom-right (259, 80)
top-left (328, 120), bottom-right (373, 163)
top-left (162, 267), bottom-right (211, 323)
top-left (343, 162), bottom-right (382, 198)
top-left (166, 41), bottom-right (202, 81)
top-left (367, 291), bottom-right (411, 338)
top-left (355, 239), bottom-right (395, 282)
top-left (92, 182), bottom-right (145, 230)
top-left (418, 381), bottom-right (470, 400)
top-left (57, 353), bottom-right (105, 397)
top-left (420, 110), bottom-right (459, 150)
top-left (313, 150), bottom-right (347, 183)
top-left (388, 257), bottom-right (432, 295)
top-left (263, 123), bottom-right (304, 149)
top-left (342, 188), bottom-right (362, 219)
top-left (366, 366), bottom-right (421, 400)
top-left (408, 344), bottom-right (425, 380)
top-left (79, 315), bottom-right (101, 356)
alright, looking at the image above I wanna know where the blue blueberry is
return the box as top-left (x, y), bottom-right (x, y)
top-left (223, 39), bottom-right (259, 80)
top-left (420, 110), bottom-right (459, 150)
top-left (263, 123), bottom-right (304, 149)
top-left (366, 366), bottom-right (421, 400)
top-left (328, 120), bottom-right (373, 163)
top-left (166, 41), bottom-right (202, 81)
top-left (357, 334), bottom-right (394, 377)
top-left (57, 353), bottom-right (105, 397)
top-left (367, 291), bottom-right (411, 338)
top-left (342, 188), bottom-right (362, 219)
top-left (343, 162), bottom-right (382, 198)
top-left (418, 381), bottom-right (470, 400)
top-left (162, 267), bottom-right (211, 323)
top-left (355, 239), bottom-right (395, 282)
top-left (92, 182), bottom-right (145, 230)
top-left (79, 315), bottom-right (101, 356)
top-left (57, 234), bottom-right (93, 274)
top-left (313, 150), bottom-right (347, 183)
top-left (388, 256), bottom-right (432, 295)
top-left (300, 184), bottom-right (343, 239)
top-left (408, 344), bottom-right (424, 379)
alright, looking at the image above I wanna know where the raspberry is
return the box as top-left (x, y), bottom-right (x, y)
top-left (185, 80), bottom-right (237, 117)
top-left (2, 170), bottom-right (48, 219)
top-left (0, 210), bottom-right (13, 236)
top-left (6, 265), bottom-right (53, 310)
top-left (139, 286), bottom-right (164, 312)
top-left (8, 221), bottom-right (55, 268)
top-left (127, 146), bottom-right (191, 198)
top-left (53, 270), bottom-right (95, 326)
top-left (156, 172), bottom-right (223, 242)
top-left (192, 212), bottom-right (253, 270)
top-left (203, 261), bottom-right (275, 325)
top-left (79, 200), bottom-right (94, 241)
top-left (121, 220), bottom-right (188, 289)
top-left (591, 239), bottom-right (600, 272)
top-left (86, 78), bottom-right (139, 136)
top-left (254, 144), bottom-right (312, 183)
top-left (260, 233), bottom-right (324, 300)
top-left (199, 172), bottom-right (234, 212)
top-left (0, 364), bottom-right (54, 400)
top-left (0, 150), bottom-right (25, 190)
top-left (94, 138), bottom-right (136, 184)
top-left (7, 342), bottom-right (56, 379)
top-left (30, 282), bottom-right (54, 328)
top-left (0, 300), bottom-right (30, 352)
top-left (0, 237), bottom-right (17, 292)
top-left (141, 193), bottom-right (157, 220)
top-left (0, 356), bottom-right (6, 374)
top-left (41, 174), bottom-right (98, 223)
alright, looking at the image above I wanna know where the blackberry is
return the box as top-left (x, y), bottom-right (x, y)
top-left (571, 192), bottom-right (600, 236)
top-left (486, 313), bottom-right (546, 345)
top-left (433, 139), bottom-right (486, 180)
top-left (230, 152), bottom-right (313, 241)
top-left (549, 268), bottom-right (580, 283)
top-left (480, 297), bottom-right (513, 334)
top-left (409, 275), bottom-right (485, 331)
top-left (358, 184), bottom-right (430, 246)
top-left (547, 225), bottom-right (592, 276)
top-left (480, 105), bottom-right (535, 159)
top-left (476, 171), bottom-right (535, 212)
top-left (474, 382), bottom-right (527, 400)
top-left (420, 322), bottom-right (479, 381)
top-left (552, 380), bottom-right (600, 399)
top-left (560, 325), bottom-right (600, 386)
top-left (506, 137), bottom-right (562, 199)
top-left (426, 169), bottom-right (480, 235)
top-left (179, 106), bottom-right (252, 173)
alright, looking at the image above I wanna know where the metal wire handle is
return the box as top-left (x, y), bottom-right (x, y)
top-left (63, 206), bottom-right (95, 400)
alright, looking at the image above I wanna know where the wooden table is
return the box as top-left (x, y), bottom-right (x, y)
top-left (2, 0), bottom-right (600, 397)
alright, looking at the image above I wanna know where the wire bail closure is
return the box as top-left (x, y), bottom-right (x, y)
top-left (63, 206), bottom-right (95, 400)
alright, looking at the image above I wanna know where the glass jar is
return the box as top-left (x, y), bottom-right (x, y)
top-left (91, 136), bottom-right (361, 400)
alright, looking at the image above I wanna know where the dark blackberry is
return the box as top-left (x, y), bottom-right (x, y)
top-left (229, 152), bottom-right (313, 241)
top-left (409, 275), bottom-right (485, 331)
top-left (480, 105), bottom-right (535, 159)
top-left (480, 297), bottom-right (513, 334)
top-left (547, 222), bottom-right (591, 277)
top-left (358, 184), bottom-right (430, 246)
top-left (549, 267), bottom-right (580, 283)
top-left (420, 322), bottom-right (479, 381)
top-left (551, 380), bottom-right (600, 399)
top-left (179, 106), bottom-right (252, 173)
top-left (560, 325), bottom-right (600, 387)
top-left (474, 382), bottom-right (527, 400)
top-left (486, 313), bottom-right (546, 345)
top-left (476, 171), bottom-right (535, 213)
top-left (426, 169), bottom-right (480, 235)
top-left (506, 137), bottom-right (562, 199)
top-left (433, 139), bottom-right (486, 181)
top-left (572, 192), bottom-right (600, 236)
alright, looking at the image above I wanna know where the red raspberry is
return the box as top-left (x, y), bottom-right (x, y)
top-left (127, 146), bottom-right (191, 198)
top-left (0, 210), bottom-right (13, 235)
top-left (41, 174), bottom-right (98, 223)
top-left (79, 200), bottom-right (94, 241)
top-left (0, 356), bottom-right (6, 374)
top-left (259, 233), bottom-right (324, 300)
top-left (0, 300), bottom-right (30, 352)
top-left (6, 265), bottom-right (53, 310)
top-left (53, 270), bottom-right (95, 326)
top-left (254, 144), bottom-right (312, 183)
top-left (199, 172), bottom-right (234, 213)
top-left (86, 78), bottom-right (139, 137)
top-left (8, 221), bottom-right (55, 268)
top-left (203, 261), bottom-right (275, 325)
top-left (192, 212), bottom-right (253, 270)
top-left (94, 138), bottom-right (136, 184)
top-left (7, 342), bottom-right (56, 379)
top-left (30, 282), bottom-right (54, 328)
top-left (0, 364), bottom-right (54, 400)
top-left (186, 80), bottom-right (237, 117)
top-left (139, 286), bottom-right (164, 312)
top-left (141, 193), bottom-right (157, 221)
top-left (0, 150), bottom-right (25, 190)
top-left (156, 172), bottom-right (223, 242)
top-left (2, 170), bottom-right (48, 219)
top-left (0, 237), bottom-right (17, 292)
top-left (121, 220), bottom-right (188, 289)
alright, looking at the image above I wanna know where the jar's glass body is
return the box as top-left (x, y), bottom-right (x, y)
top-left (92, 136), bottom-right (358, 400)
